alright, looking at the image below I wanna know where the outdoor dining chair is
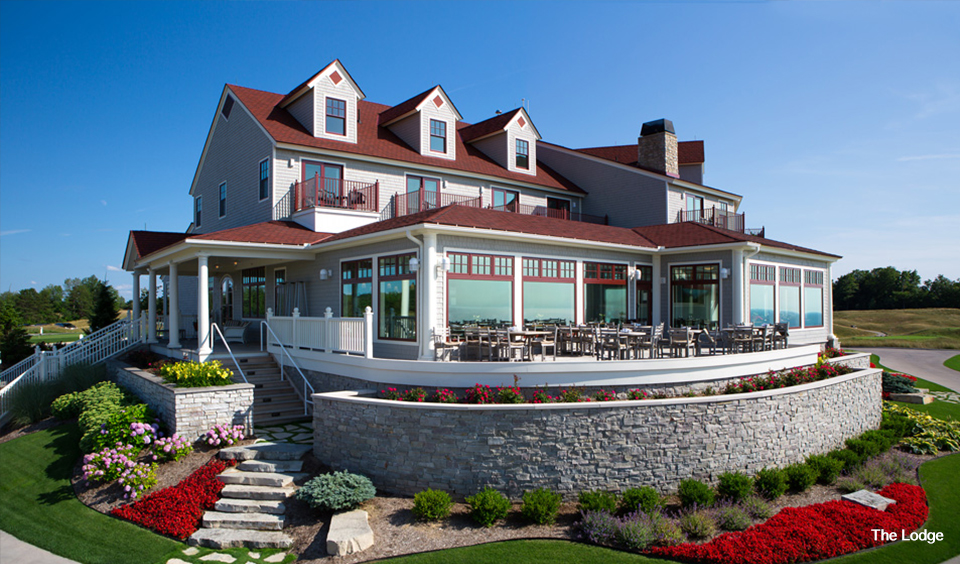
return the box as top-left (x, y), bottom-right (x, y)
top-left (433, 327), bottom-right (461, 361)
top-left (668, 327), bottom-right (696, 357)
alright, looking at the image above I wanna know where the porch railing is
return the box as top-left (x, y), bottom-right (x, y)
top-left (386, 190), bottom-right (482, 219)
top-left (293, 174), bottom-right (379, 213)
top-left (260, 320), bottom-right (314, 415)
top-left (0, 313), bottom-right (144, 425)
top-left (488, 203), bottom-right (608, 225)
top-left (678, 207), bottom-right (745, 233)
top-left (265, 306), bottom-right (374, 359)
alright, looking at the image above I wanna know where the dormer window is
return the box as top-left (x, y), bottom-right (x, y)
top-left (516, 139), bottom-right (529, 169)
top-left (326, 98), bottom-right (346, 136)
top-left (430, 119), bottom-right (446, 153)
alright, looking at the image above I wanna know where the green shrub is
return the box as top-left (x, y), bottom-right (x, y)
top-left (412, 489), bottom-right (452, 521)
top-left (836, 477), bottom-right (866, 494)
top-left (828, 448), bottom-right (863, 472)
top-left (679, 509), bottom-right (717, 539)
top-left (754, 468), bottom-right (787, 500)
top-left (295, 471), bottom-right (376, 512)
top-left (81, 403), bottom-right (154, 454)
top-left (845, 438), bottom-right (881, 459)
top-left (651, 513), bottom-right (685, 546)
top-left (496, 385), bottom-right (524, 404)
top-left (860, 429), bottom-right (895, 453)
top-left (7, 380), bottom-right (57, 427)
top-left (157, 360), bottom-right (233, 387)
top-left (400, 387), bottom-right (426, 402)
top-left (716, 472), bottom-right (753, 502)
top-left (620, 486), bottom-right (661, 514)
top-left (784, 463), bottom-right (817, 492)
top-left (466, 487), bottom-right (511, 527)
top-left (677, 478), bottom-right (714, 508)
top-left (51, 391), bottom-right (82, 420)
top-left (615, 516), bottom-right (656, 550)
top-left (578, 490), bottom-right (618, 513)
top-left (716, 505), bottom-right (752, 531)
top-left (882, 371), bottom-right (918, 394)
top-left (881, 411), bottom-right (915, 439)
top-left (741, 495), bottom-right (773, 520)
top-left (521, 488), bottom-right (562, 524)
top-left (805, 454), bottom-right (844, 485)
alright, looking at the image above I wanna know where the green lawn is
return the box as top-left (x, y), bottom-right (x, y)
top-left (864, 353), bottom-right (960, 421)
top-left (28, 333), bottom-right (82, 344)
top-left (378, 539), bottom-right (660, 564)
top-left (945, 354), bottom-right (960, 373)
top-left (835, 308), bottom-right (960, 349)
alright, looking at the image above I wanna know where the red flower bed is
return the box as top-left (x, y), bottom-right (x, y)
top-left (111, 458), bottom-right (236, 539)
top-left (648, 483), bottom-right (927, 564)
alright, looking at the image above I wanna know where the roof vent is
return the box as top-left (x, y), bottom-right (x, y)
top-left (640, 119), bottom-right (675, 137)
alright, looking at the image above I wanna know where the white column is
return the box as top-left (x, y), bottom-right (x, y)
top-left (168, 262), bottom-right (181, 349)
top-left (131, 272), bottom-right (141, 340)
top-left (421, 232), bottom-right (438, 360)
top-left (147, 268), bottom-right (158, 343)
top-left (512, 255), bottom-right (522, 327)
top-left (732, 249), bottom-right (744, 325)
top-left (627, 263), bottom-right (637, 322)
top-left (651, 256), bottom-right (662, 327)
top-left (197, 254), bottom-right (211, 355)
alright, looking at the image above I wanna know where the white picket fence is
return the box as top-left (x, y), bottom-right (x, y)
top-left (0, 314), bottom-right (144, 425)
top-left (264, 306), bottom-right (374, 359)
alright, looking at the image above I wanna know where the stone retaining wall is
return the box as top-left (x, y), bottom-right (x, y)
top-left (108, 359), bottom-right (254, 441)
top-left (827, 352), bottom-right (871, 370)
top-left (312, 368), bottom-right (882, 500)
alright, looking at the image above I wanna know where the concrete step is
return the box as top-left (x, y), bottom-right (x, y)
top-left (217, 468), bottom-right (306, 487)
top-left (253, 397), bottom-right (304, 410)
top-left (188, 528), bottom-right (293, 549)
top-left (238, 459), bottom-right (304, 473)
top-left (220, 484), bottom-right (297, 500)
top-left (214, 498), bottom-right (286, 515)
top-left (219, 441), bottom-right (312, 461)
top-left (201, 510), bottom-right (285, 530)
top-left (254, 413), bottom-right (312, 426)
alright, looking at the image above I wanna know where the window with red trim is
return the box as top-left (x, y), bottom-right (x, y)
top-left (584, 262), bottom-right (628, 324)
top-left (516, 139), bottom-right (529, 169)
top-left (429, 119), bottom-right (446, 153)
top-left (378, 254), bottom-right (416, 340)
top-left (341, 259), bottom-right (372, 318)
top-left (325, 98), bottom-right (346, 135)
top-left (447, 253), bottom-right (513, 326)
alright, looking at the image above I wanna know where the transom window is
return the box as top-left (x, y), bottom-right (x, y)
top-left (522, 258), bottom-right (575, 280)
top-left (584, 263), bottom-right (628, 283)
top-left (750, 264), bottom-right (776, 282)
top-left (325, 97), bottom-right (346, 136)
top-left (780, 267), bottom-right (802, 285)
top-left (805, 270), bottom-right (824, 285)
top-left (429, 119), bottom-right (446, 153)
top-left (259, 159), bottom-right (270, 201)
top-left (516, 139), bottom-right (529, 169)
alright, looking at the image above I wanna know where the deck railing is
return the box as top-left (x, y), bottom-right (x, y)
top-left (265, 306), bottom-right (373, 359)
top-left (386, 190), bottom-right (482, 219)
top-left (678, 207), bottom-right (746, 233)
top-left (293, 174), bottom-right (379, 213)
top-left (488, 203), bottom-right (608, 225)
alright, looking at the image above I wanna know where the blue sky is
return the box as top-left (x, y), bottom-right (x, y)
top-left (1, 1), bottom-right (958, 300)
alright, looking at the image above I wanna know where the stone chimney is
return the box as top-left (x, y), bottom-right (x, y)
top-left (638, 119), bottom-right (679, 178)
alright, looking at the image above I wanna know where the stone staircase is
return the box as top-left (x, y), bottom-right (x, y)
top-left (223, 355), bottom-right (311, 426)
top-left (189, 442), bottom-right (312, 549)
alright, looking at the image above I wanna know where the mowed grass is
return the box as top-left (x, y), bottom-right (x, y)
top-left (834, 308), bottom-right (960, 349)
top-left (28, 333), bottom-right (82, 344)
top-left (866, 353), bottom-right (959, 420)
top-left (0, 423), bottom-right (182, 564)
top-left (945, 354), bottom-right (960, 373)
top-left (377, 539), bottom-right (661, 564)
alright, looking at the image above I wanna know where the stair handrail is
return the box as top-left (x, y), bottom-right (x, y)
top-left (209, 323), bottom-right (247, 384)
top-left (260, 320), bottom-right (314, 414)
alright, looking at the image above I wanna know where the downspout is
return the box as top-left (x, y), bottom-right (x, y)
top-left (651, 246), bottom-right (664, 326)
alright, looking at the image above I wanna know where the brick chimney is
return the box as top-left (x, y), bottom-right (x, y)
top-left (638, 119), bottom-right (679, 178)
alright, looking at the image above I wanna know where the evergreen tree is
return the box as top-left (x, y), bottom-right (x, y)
top-left (0, 302), bottom-right (33, 368)
top-left (88, 280), bottom-right (120, 333)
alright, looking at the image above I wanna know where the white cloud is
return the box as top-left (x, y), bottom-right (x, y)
top-left (0, 229), bottom-right (30, 236)
top-left (896, 153), bottom-right (960, 162)
top-left (101, 200), bottom-right (108, 206)
top-left (106, 265), bottom-right (123, 272)
top-left (30, 280), bottom-right (37, 285)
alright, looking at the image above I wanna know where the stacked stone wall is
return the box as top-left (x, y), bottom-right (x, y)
top-left (109, 360), bottom-right (254, 441)
top-left (313, 369), bottom-right (882, 500)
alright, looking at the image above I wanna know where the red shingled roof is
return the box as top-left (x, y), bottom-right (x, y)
top-left (576, 140), bottom-right (704, 167)
top-left (459, 109), bottom-right (522, 143)
top-left (678, 140), bottom-right (704, 164)
top-left (191, 220), bottom-right (333, 246)
top-left (129, 231), bottom-right (188, 260)
top-left (229, 85), bottom-right (585, 195)
top-left (632, 222), bottom-right (840, 258)
top-left (377, 86), bottom-right (436, 125)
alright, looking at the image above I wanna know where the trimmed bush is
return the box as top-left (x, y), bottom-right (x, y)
top-left (679, 508), bottom-right (717, 539)
top-left (741, 495), bottom-right (773, 520)
top-left (754, 467), bottom-right (787, 500)
top-left (845, 437), bottom-right (881, 459)
top-left (51, 391), bottom-right (82, 420)
top-left (717, 472), bottom-right (753, 502)
top-left (784, 463), bottom-right (817, 492)
top-left (295, 471), bottom-right (376, 512)
top-left (521, 488), bottom-right (562, 525)
top-left (828, 448), bottom-right (863, 472)
top-left (677, 478), bottom-right (715, 508)
top-left (860, 429), bottom-right (896, 453)
top-left (620, 486), bottom-right (661, 514)
top-left (578, 490), bottom-right (618, 513)
top-left (466, 487), bottom-right (511, 527)
top-left (716, 504), bottom-right (752, 531)
top-left (806, 454), bottom-right (844, 485)
top-left (882, 371), bottom-right (918, 394)
top-left (412, 489), bottom-right (452, 521)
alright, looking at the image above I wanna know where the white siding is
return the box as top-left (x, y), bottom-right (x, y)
top-left (473, 134), bottom-right (508, 169)
top-left (505, 118), bottom-right (536, 176)
top-left (312, 70), bottom-right (361, 144)
top-left (287, 93), bottom-right (314, 134)
top-left (388, 114), bottom-right (420, 153)
top-left (669, 187), bottom-right (735, 224)
top-left (679, 164), bottom-right (703, 185)
top-left (193, 98), bottom-right (274, 233)
top-left (419, 98), bottom-right (458, 160)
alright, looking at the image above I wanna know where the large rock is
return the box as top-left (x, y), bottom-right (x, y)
top-left (326, 510), bottom-right (374, 557)
top-left (842, 489), bottom-right (897, 511)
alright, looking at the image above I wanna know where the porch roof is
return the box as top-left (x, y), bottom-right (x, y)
top-left (632, 222), bottom-right (842, 259)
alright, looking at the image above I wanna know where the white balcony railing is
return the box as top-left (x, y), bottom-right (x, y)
top-left (264, 307), bottom-right (374, 358)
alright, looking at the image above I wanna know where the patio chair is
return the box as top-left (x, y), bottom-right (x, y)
top-left (696, 330), bottom-right (718, 356)
top-left (504, 328), bottom-right (530, 362)
top-left (716, 329), bottom-right (736, 355)
top-left (733, 325), bottom-right (755, 353)
top-left (753, 324), bottom-right (774, 351)
top-left (646, 323), bottom-right (665, 358)
top-left (773, 322), bottom-right (789, 349)
top-left (668, 327), bottom-right (696, 358)
top-left (463, 327), bottom-right (485, 361)
top-left (598, 329), bottom-right (628, 361)
top-left (222, 320), bottom-right (250, 344)
top-left (433, 327), bottom-right (461, 361)
top-left (533, 327), bottom-right (558, 361)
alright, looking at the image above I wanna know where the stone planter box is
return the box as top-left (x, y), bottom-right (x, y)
top-left (107, 359), bottom-right (255, 441)
top-left (826, 351), bottom-right (871, 370)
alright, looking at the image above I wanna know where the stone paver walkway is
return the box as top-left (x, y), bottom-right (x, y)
top-left (165, 546), bottom-right (292, 564)
top-left (254, 422), bottom-right (312, 445)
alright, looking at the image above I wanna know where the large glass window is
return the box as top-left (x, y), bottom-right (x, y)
top-left (804, 270), bottom-right (824, 327)
top-left (670, 264), bottom-right (720, 329)
top-left (406, 175), bottom-right (440, 212)
top-left (429, 119), bottom-right (446, 153)
top-left (522, 258), bottom-right (575, 325)
top-left (491, 188), bottom-right (518, 212)
top-left (242, 267), bottom-right (266, 318)
top-left (341, 259), bottom-right (372, 318)
top-left (516, 139), bottom-right (529, 169)
top-left (779, 267), bottom-right (801, 329)
top-left (686, 194), bottom-right (704, 219)
top-left (379, 254), bottom-right (417, 340)
top-left (749, 264), bottom-right (776, 325)
top-left (584, 262), bottom-right (627, 324)
top-left (635, 265), bottom-right (653, 325)
top-left (325, 97), bottom-right (346, 135)
top-left (303, 161), bottom-right (343, 207)
top-left (447, 253), bottom-right (513, 326)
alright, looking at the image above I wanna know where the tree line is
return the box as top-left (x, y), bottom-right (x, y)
top-left (833, 267), bottom-right (960, 311)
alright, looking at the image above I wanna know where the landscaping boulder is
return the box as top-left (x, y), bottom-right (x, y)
top-left (326, 509), bottom-right (374, 556)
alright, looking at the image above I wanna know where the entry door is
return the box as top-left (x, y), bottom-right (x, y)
top-left (303, 162), bottom-right (343, 206)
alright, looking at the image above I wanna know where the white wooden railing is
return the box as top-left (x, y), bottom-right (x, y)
top-left (260, 320), bottom-right (314, 415)
top-left (0, 313), bottom-right (145, 425)
top-left (264, 306), bottom-right (374, 359)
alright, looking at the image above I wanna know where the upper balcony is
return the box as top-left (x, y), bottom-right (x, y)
top-left (678, 208), bottom-right (764, 237)
top-left (383, 188), bottom-right (608, 225)
top-left (294, 174), bottom-right (379, 213)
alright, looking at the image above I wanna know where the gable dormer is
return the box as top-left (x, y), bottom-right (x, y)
top-left (279, 59), bottom-right (364, 144)
top-left (460, 108), bottom-right (541, 176)
top-left (379, 86), bottom-right (461, 161)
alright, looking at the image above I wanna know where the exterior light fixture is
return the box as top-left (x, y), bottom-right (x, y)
top-left (437, 256), bottom-right (451, 274)
top-left (409, 258), bottom-right (420, 272)
top-left (720, 267), bottom-right (731, 279)
top-left (319, 268), bottom-right (332, 281)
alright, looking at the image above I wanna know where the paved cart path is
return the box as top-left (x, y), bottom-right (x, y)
top-left (855, 347), bottom-right (960, 392)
